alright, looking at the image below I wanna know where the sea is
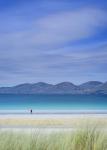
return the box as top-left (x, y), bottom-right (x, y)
top-left (0, 94), bottom-right (107, 114)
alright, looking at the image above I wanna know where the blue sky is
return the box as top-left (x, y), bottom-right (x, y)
top-left (0, 0), bottom-right (107, 86)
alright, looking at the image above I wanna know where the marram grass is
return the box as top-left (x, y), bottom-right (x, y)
top-left (0, 128), bottom-right (107, 150)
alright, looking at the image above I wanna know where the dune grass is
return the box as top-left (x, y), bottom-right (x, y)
top-left (0, 128), bottom-right (106, 150)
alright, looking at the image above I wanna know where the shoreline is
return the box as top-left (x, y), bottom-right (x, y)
top-left (0, 109), bottom-right (107, 115)
top-left (0, 113), bottom-right (107, 118)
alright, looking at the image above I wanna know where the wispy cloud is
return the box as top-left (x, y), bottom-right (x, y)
top-left (0, 7), bottom-right (107, 49)
top-left (0, 1), bottom-right (107, 85)
top-left (35, 8), bottom-right (107, 45)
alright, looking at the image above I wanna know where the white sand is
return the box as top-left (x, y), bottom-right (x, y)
top-left (0, 113), bottom-right (107, 119)
top-left (0, 113), bottom-right (106, 134)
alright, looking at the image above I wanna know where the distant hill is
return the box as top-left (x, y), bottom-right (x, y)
top-left (79, 81), bottom-right (103, 89)
top-left (0, 81), bottom-right (107, 94)
top-left (50, 82), bottom-right (78, 94)
top-left (93, 82), bottom-right (107, 94)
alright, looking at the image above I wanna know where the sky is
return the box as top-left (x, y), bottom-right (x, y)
top-left (0, 0), bottom-right (107, 86)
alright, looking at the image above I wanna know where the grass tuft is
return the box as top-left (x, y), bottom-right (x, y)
top-left (0, 128), bottom-right (106, 150)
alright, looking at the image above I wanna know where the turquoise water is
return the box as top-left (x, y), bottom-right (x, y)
top-left (0, 94), bottom-right (107, 111)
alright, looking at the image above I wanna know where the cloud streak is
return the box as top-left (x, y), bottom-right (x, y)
top-left (35, 8), bottom-right (107, 45)
top-left (0, 1), bottom-right (107, 86)
top-left (0, 7), bottom-right (107, 48)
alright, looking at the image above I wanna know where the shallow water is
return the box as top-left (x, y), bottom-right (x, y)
top-left (0, 94), bottom-right (107, 113)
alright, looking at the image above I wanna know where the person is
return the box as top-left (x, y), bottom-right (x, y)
top-left (30, 109), bottom-right (32, 114)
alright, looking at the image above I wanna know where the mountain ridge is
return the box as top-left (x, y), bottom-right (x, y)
top-left (0, 81), bottom-right (107, 95)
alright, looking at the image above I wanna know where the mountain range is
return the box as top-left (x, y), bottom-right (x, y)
top-left (0, 81), bottom-right (107, 95)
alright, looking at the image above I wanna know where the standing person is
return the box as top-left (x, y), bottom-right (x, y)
top-left (30, 109), bottom-right (32, 114)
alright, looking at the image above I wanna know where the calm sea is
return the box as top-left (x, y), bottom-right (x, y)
top-left (0, 94), bottom-right (107, 114)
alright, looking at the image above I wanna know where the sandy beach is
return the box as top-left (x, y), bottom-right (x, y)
top-left (0, 114), bottom-right (107, 130)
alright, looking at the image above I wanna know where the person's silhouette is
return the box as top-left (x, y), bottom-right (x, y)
top-left (30, 109), bottom-right (32, 114)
